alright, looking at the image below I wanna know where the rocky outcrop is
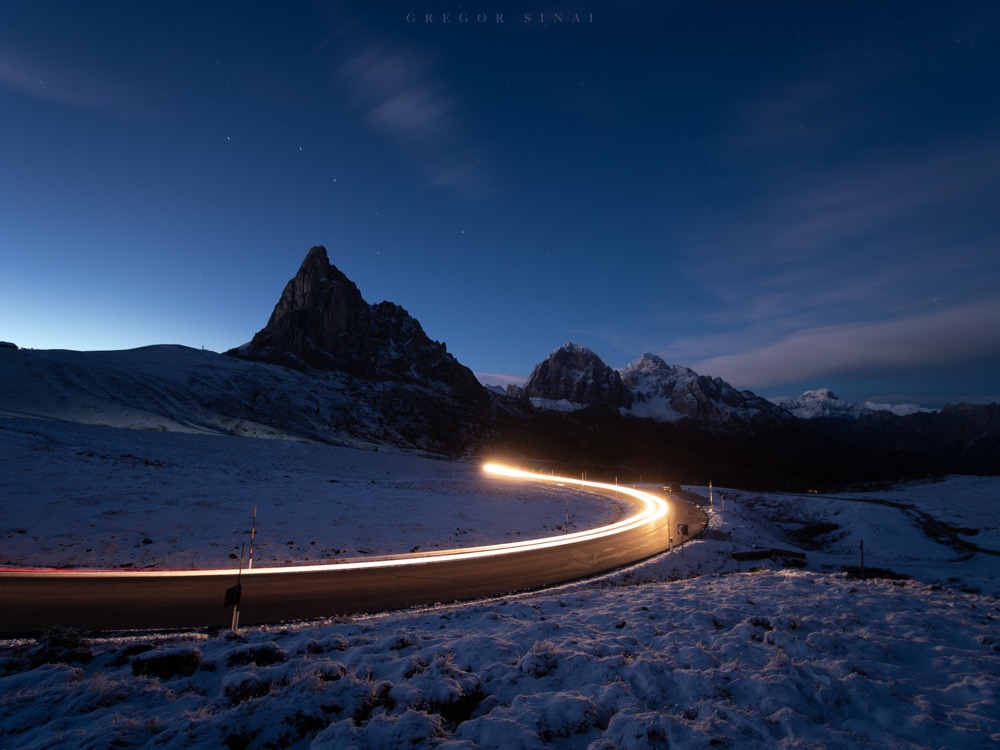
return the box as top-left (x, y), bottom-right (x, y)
top-left (522, 343), bottom-right (632, 411)
top-left (228, 246), bottom-right (484, 400)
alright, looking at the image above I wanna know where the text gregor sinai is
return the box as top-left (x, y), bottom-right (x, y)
top-left (406, 12), bottom-right (595, 24)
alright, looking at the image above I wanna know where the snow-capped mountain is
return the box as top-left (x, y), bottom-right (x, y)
top-left (776, 388), bottom-right (936, 420)
top-left (620, 353), bottom-right (793, 429)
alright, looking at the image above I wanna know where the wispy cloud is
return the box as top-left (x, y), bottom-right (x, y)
top-left (732, 69), bottom-right (865, 156)
top-left (686, 298), bottom-right (1000, 389)
top-left (771, 143), bottom-right (1000, 264)
top-left (644, 133), bottom-right (1000, 401)
top-left (696, 131), bottom-right (1000, 271)
top-left (336, 40), bottom-right (492, 199)
top-left (0, 45), bottom-right (133, 115)
top-left (679, 130), bottom-right (1000, 362)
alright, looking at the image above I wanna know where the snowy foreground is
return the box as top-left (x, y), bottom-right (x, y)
top-left (2, 419), bottom-right (999, 749)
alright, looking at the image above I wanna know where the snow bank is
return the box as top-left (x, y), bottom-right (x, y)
top-left (2, 570), bottom-right (997, 749)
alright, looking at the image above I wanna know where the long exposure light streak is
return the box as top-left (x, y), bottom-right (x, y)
top-left (0, 462), bottom-right (678, 632)
top-left (3, 463), bottom-right (669, 578)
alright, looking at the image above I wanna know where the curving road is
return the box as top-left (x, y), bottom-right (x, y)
top-left (0, 463), bottom-right (707, 634)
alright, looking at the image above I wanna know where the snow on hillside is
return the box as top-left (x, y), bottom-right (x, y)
top-left (1, 348), bottom-right (998, 749)
top-left (0, 345), bottom-right (360, 440)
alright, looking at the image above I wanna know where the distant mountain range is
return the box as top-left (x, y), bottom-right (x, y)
top-left (516, 344), bottom-right (792, 431)
top-left (774, 388), bottom-right (935, 420)
top-left (508, 341), bottom-right (999, 478)
top-left (512, 344), bottom-right (940, 427)
top-left (3, 246), bottom-right (997, 486)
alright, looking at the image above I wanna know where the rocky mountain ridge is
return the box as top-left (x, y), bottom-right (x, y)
top-left (776, 388), bottom-right (936, 420)
top-left (515, 343), bottom-right (999, 474)
top-left (520, 344), bottom-right (791, 431)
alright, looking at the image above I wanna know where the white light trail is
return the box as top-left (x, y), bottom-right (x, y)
top-left (4, 463), bottom-right (670, 578)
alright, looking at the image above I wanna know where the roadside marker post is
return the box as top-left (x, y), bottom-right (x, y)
top-left (248, 506), bottom-right (256, 569)
top-left (225, 541), bottom-right (245, 632)
top-left (667, 506), bottom-right (671, 551)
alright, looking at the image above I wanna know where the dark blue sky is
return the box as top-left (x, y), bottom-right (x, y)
top-left (3, 1), bottom-right (999, 407)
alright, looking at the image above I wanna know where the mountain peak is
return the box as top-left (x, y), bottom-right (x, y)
top-left (623, 353), bottom-right (699, 380)
top-left (554, 342), bottom-right (597, 357)
top-left (630, 352), bottom-right (669, 372)
top-left (523, 343), bottom-right (632, 411)
top-left (228, 246), bottom-right (483, 398)
top-left (302, 244), bottom-right (329, 264)
top-left (803, 387), bottom-right (840, 400)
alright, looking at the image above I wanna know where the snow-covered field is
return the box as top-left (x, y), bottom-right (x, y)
top-left (2, 414), bottom-right (999, 748)
top-left (0, 417), bottom-right (627, 569)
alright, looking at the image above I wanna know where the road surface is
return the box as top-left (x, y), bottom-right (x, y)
top-left (0, 464), bottom-right (707, 634)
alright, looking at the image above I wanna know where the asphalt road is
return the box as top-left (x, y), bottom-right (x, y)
top-left (0, 468), bottom-right (707, 634)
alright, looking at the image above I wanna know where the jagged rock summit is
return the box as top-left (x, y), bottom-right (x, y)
top-left (522, 343), bottom-right (632, 411)
top-left (229, 246), bottom-right (483, 399)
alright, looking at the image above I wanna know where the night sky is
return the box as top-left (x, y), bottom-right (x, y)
top-left (3, 2), bottom-right (999, 407)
